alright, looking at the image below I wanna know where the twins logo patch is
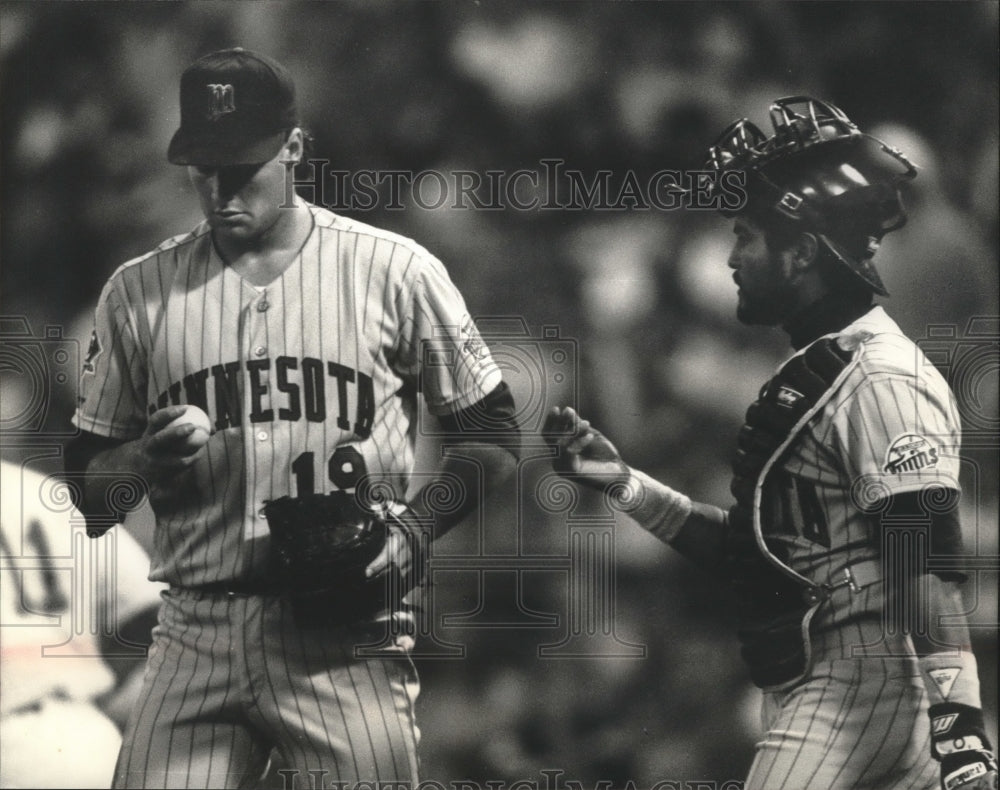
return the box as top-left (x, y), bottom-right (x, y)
top-left (775, 385), bottom-right (804, 408)
top-left (883, 433), bottom-right (939, 474)
top-left (82, 330), bottom-right (102, 375)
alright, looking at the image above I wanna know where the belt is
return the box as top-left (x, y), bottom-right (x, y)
top-left (801, 558), bottom-right (882, 606)
top-left (186, 580), bottom-right (284, 597)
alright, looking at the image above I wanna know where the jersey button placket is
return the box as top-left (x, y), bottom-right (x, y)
top-left (243, 289), bottom-right (272, 539)
top-left (250, 293), bottom-right (270, 446)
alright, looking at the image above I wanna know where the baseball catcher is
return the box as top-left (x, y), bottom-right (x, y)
top-left (547, 96), bottom-right (997, 790)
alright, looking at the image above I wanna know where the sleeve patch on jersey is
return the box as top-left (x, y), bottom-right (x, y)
top-left (460, 315), bottom-right (487, 361)
top-left (82, 330), bottom-right (102, 375)
top-left (883, 433), bottom-right (939, 474)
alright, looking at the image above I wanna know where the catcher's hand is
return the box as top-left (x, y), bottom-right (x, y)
top-left (941, 750), bottom-right (998, 790)
top-left (542, 406), bottom-right (629, 489)
top-left (930, 704), bottom-right (999, 790)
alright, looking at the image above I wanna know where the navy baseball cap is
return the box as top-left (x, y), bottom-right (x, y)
top-left (167, 47), bottom-right (298, 166)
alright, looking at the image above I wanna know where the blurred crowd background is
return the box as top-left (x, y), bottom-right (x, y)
top-left (1, 2), bottom-right (997, 787)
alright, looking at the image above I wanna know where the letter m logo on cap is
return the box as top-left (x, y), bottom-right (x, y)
top-left (207, 83), bottom-right (236, 120)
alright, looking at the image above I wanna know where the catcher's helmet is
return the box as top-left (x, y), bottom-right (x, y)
top-left (705, 96), bottom-right (917, 296)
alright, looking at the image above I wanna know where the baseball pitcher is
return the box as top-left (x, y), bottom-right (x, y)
top-left (65, 48), bottom-right (520, 789)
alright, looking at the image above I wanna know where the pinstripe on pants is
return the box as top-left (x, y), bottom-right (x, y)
top-left (745, 639), bottom-right (938, 790)
top-left (113, 589), bottom-right (420, 789)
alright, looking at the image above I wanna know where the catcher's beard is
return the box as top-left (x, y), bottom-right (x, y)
top-left (736, 265), bottom-right (800, 326)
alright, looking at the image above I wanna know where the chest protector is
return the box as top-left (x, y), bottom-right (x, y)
top-left (725, 332), bottom-right (866, 690)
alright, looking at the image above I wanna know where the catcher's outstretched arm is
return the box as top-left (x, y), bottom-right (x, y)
top-left (543, 405), bottom-right (729, 568)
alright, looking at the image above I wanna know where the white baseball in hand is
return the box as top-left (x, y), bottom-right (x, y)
top-left (166, 405), bottom-right (212, 452)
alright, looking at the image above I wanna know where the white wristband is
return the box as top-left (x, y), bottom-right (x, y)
top-left (936, 735), bottom-right (986, 756)
top-left (919, 651), bottom-right (982, 709)
top-left (622, 468), bottom-right (692, 545)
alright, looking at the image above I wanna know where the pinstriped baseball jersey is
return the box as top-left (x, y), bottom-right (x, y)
top-left (741, 306), bottom-right (954, 790)
top-left (760, 305), bottom-right (962, 653)
top-left (74, 202), bottom-right (501, 588)
top-left (76, 198), bottom-right (501, 788)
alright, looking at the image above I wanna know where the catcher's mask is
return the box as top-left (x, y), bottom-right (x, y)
top-left (705, 96), bottom-right (918, 296)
